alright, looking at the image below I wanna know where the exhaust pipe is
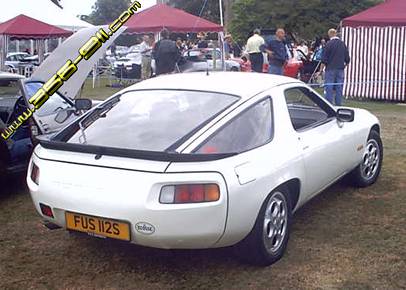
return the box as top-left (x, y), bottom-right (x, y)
top-left (42, 220), bottom-right (62, 230)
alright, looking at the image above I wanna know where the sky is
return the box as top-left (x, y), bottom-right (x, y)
top-left (62, 0), bottom-right (157, 17)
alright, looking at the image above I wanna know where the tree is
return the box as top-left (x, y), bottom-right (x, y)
top-left (87, 0), bottom-right (131, 25)
top-left (168, 0), bottom-right (222, 24)
top-left (230, 0), bottom-right (383, 43)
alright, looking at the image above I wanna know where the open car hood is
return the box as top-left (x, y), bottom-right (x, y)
top-left (30, 26), bottom-right (125, 100)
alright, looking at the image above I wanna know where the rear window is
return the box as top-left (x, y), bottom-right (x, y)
top-left (64, 90), bottom-right (239, 152)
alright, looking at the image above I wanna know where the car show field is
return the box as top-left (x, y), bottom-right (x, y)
top-left (0, 81), bottom-right (405, 289)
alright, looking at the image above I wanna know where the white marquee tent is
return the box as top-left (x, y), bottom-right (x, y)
top-left (0, 0), bottom-right (92, 31)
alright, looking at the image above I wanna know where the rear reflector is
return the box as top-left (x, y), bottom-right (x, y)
top-left (39, 203), bottom-right (54, 218)
top-left (160, 184), bottom-right (220, 204)
top-left (31, 162), bottom-right (40, 185)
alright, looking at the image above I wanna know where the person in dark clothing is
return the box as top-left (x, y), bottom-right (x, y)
top-left (197, 32), bottom-right (209, 49)
top-left (265, 28), bottom-right (288, 75)
top-left (320, 28), bottom-right (350, 106)
top-left (110, 42), bottom-right (117, 57)
top-left (153, 29), bottom-right (180, 75)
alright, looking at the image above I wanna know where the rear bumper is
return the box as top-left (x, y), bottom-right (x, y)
top-left (27, 155), bottom-right (228, 249)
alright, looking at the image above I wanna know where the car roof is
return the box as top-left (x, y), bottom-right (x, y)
top-left (0, 72), bottom-right (25, 80)
top-left (127, 72), bottom-right (301, 99)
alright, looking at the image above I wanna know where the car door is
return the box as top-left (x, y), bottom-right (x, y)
top-left (21, 26), bottom-right (124, 134)
top-left (282, 85), bottom-right (356, 199)
top-left (0, 77), bottom-right (32, 166)
top-left (22, 80), bottom-right (77, 135)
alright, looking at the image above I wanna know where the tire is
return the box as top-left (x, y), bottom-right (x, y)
top-left (230, 66), bottom-right (239, 72)
top-left (350, 130), bottom-right (383, 187)
top-left (234, 187), bottom-right (292, 266)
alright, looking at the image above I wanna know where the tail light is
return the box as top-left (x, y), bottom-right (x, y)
top-left (31, 162), bottom-right (40, 185)
top-left (39, 203), bottom-right (54, 218)
top-left (160, 184), bottom-right (220, 204)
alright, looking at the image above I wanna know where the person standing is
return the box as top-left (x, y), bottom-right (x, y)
top-left (152, 29), bottom-right (180, 75)
top-left (265, 28), bottom-right (288, 75)
top-left (110, 42), bottom-right (117, 58)
top-left (246, 29), bottom-right (265, 73)
top-left (224, 34), bottom-right (234, 60)
top-left (197, 32), bottom-right (209, 49)
top-left (140, 35), bottom-right (153, 80)
top-left (313, 38), bottom-right (326, 61)
top-left (320, 29), bottom-right (350, 106)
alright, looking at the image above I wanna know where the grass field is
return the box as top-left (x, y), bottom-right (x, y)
top-left (0, 80), bottom-right (405, 289)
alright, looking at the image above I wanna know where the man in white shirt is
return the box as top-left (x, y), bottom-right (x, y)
top-left (246, 29), bottom-right (265, 73)
top-left (139, 35), bottom-right (153, 79)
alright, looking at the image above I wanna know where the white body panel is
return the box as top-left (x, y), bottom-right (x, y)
top-left (27, 73), bottom-right (381, 249)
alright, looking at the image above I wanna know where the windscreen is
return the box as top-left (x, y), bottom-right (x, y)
top-left (65, 90), bottom-right (239, 152)
top-left (25, 82), bottom-right (72, 117)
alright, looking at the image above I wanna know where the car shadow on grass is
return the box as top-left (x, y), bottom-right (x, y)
top-left (0, 173), bottom-right (28, 200)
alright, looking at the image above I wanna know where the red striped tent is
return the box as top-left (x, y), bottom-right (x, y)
top-left (342, 0), bottom-right (406, 102)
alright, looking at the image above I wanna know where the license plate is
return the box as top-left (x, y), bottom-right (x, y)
top-left (65, 212), bottom-right (130, 241)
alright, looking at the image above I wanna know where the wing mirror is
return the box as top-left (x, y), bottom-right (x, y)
top-left (75, 99), bottom-right (92, 111)
top-left (337, 108), bottom-right (355, 122)
top-left (55, 109), bottom-right (73, 124)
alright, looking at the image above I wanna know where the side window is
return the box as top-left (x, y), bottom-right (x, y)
top-left (285, 87), bottom-right (332, 131)
top-left (0, 79), bottom-right (22, 124)
top-left (196, 98), bottom-right (272, 154)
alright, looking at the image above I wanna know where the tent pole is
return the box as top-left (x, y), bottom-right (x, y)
top-left (219, 0), bottom-right (224, 27)
top-left (30, 40), bottom-right (34, 55)
top-left (0, 35), bottom-right (8, 71)
top-left (219, 32), bottom-right (225, 71)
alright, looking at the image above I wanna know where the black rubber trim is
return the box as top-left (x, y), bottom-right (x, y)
top-left (39, 140), bottom-right (238, 162)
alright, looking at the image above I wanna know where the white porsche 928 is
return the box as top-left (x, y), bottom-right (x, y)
top-left (28, 72), bottom-right (383, 266)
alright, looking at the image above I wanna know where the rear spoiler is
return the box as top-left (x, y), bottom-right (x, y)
top-left (38, 140), bottom-right (238, 163)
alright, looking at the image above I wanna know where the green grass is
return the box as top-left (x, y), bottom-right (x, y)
top-left (0, 80), bottom-right (405, 289)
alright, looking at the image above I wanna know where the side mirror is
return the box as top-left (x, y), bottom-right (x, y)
top-left (75, 99), bottom-right (92, 111)
top-left (55, 109), bottom-right (72, 124)
top-left (337, 108), bottom-right (355, 123)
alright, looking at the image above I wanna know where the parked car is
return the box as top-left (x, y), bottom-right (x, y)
top-left (178, 48), bottom-right (240, 72)
top-left (237, 52), bottom-right (303, 77)
top-left (5, 52), bottom-right (31, 71)
top-left (28, 72), bottom-right (383, 266)
top-left (113, 52), bottom-right (142, 79)
top-left (0, 26), bottom-right (121, 177)
top-left (21, 53), bottom-right (52, 66)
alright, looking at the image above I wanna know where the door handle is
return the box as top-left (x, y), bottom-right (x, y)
top-left (303, 145), bottom-right (310, 151)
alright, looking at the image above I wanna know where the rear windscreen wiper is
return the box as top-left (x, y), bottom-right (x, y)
top-left (77, 95), bottom-right (121, 144)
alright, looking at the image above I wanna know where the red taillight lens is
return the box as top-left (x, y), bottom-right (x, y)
top-left (31, 162), bottom-right (40, 185)
top-left (39, 203), bottom-right (54, 218)
top-left (189, 184), bottom-right (205, 202)
top-left (160, 184), bottom-right (220, 204)
top-left (174, 185), bottom-right (190, 203)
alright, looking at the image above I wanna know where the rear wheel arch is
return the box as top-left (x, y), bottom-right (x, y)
top-left (370, 124), bottom-right (380, 135)
top-left (283, 178), bottom-right (301, 211)
top-left (255, 178), bottom-right (301, 219)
